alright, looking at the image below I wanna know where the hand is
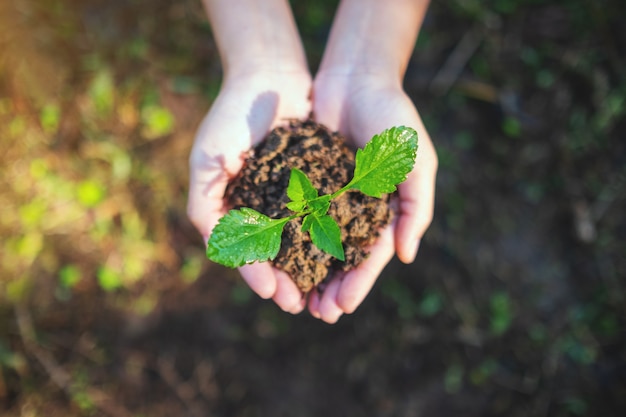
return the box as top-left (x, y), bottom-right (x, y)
top-left (309, 72), bottom-right (438, 323)
top-left (187, 70), bottom-right (312, 313)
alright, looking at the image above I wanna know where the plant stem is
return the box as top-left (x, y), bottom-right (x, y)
top-left (329, 183), bottom-right (353, 201)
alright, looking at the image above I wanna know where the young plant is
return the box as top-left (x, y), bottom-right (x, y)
top-left (206, 126), bottom-right (418, 268)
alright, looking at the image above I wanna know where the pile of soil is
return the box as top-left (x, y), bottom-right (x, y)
top-left (225, 119), bottom-right (392, 292)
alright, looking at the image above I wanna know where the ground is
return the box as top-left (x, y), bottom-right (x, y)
top-left (0, 0), bottom-right (625, 416)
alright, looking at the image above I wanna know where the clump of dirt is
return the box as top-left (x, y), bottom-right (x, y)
top-left (225, 119), bottom-right (392, 292)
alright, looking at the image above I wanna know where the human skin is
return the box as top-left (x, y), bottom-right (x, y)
top-left (309, 0), bottom-right (437, 323)
top-left (188, 0), bottom-right (311, 313)
top-left (188, 0), bottom-right (437, 323)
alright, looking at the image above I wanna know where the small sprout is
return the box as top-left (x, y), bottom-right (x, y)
top-left (207, 126), bottom-right (418, 268)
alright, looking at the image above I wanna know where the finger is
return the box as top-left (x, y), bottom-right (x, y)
top-left (337, 225), bottom-right (395, 313)
top-left (239, 263), bottom-right (277, 299)
top-left (307, 290), bottom-right (322, 319)
top-left (289, 296), bottom-right (307, 314)
top-left (318, 277), bottom-right (344, 324)
top-left (272, 269), bottom-right (305, 313)
top-left (395, 136), bottom-right (437, 264)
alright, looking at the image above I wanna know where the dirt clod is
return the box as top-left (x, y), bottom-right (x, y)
top-left (225, 120), bottom-right (392, 292)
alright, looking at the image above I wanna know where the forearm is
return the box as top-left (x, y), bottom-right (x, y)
top-left (318, 0), bottom-right (430, 81)
top-left (202, 0), bottom-right (308, 79)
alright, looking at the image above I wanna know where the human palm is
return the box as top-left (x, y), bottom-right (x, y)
top-left (188, 71), bottom-right (312, 313)
top-left (309, 73), bottom-right (438, 323)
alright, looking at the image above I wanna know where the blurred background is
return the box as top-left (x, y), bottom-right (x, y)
top-left (1, 0), bottom-right (625, 415)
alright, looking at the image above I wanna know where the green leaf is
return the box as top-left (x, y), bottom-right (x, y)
top-left (40, 103), bottom-right (61, 134)
top-left (76, 180), bottom-right (105, 208)
top-left (97, 266), bottom-right (122, 292)
top-left (347, 126), bottom-right (418, 197)
top-left (59, 265), bottom-right (82, 288)
top-left (308, 195), bottom-right (331, 215)
top-left (302, 214), bottom-right (344, 261)
top-left (141, 105), bottom-right (175, 138)
top-left (287, 168), bottom-right (317, 203)
top-left (88, 69), bottom-right (114, 116)
top-left (286, 201), bottom-right (306, 212)
top-left (207, 208), bottom-right (289, 268)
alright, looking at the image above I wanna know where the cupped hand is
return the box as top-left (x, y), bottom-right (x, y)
top-left (309, 72), bottom-right (438, 323)
top-left (187, 70), bottom-right (312, 313)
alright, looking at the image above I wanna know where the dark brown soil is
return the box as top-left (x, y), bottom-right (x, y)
top-left (224, 119), bottom-right (392, 292)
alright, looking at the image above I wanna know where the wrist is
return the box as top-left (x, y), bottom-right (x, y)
top-left (223, 67), bottom-right (312, 92)
top-left (317, 42), bottom-right (406, 83)
top-left (203, 0), bottom-right (309, 81)
top-left (313, 70), bottom-right (402, 99)
top-left (318, 0), bottom-right (429, 80)
top-left (224, 59), bottom-right (311, 84)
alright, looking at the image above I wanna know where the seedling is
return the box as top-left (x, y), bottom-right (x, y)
top-left (207, 126), bottom-right (418, 268)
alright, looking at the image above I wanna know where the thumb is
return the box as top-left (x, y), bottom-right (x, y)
top-left (395, 134), bottom-right (437, 263)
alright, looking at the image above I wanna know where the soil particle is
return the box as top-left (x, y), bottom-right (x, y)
top-left (225, 119), bottom-right (392, 292)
